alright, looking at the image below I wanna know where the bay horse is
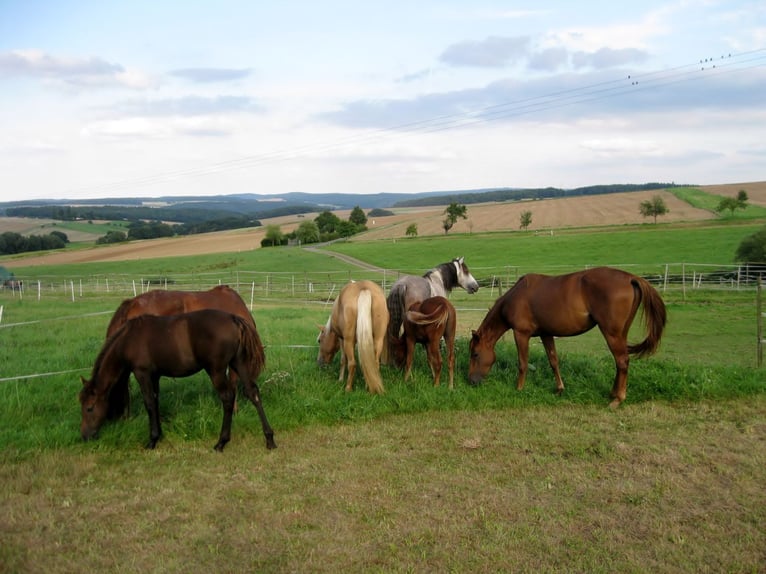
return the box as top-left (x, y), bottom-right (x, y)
top-left (317, 280), bottom-right (389, 394)
top-left (468, 267), bottom-right (666, 408)
top-left (390, 296), bottom-right (457, 389)
top-left (80, 309), bottom-right (276, 451)
top-left (385, 257), bottom-right (479, 361)
top-left (104, 285), bottom-right (258, 418)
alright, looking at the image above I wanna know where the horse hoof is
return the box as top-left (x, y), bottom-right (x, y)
top-left (267, 440), bottom-right (277, 450)
top-left (608, 398), bottom-right (622, 409)
top-left (145, 441), bottom-right (157, 450)
top-left (214, 442), bottom-right (226, 452)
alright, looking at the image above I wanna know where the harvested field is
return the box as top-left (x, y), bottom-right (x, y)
top-left (3, 182), bottom-right (764, 268)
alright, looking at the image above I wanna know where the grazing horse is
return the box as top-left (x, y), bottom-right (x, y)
top-left (468, 267), bottom-right (666, 408)
top-left (104, 285), bottom-right (258, 418)
top-left (80, 309), bottom-right (276, 451)
top-left (317, 280), bottom-right (389, 394)
top-left (390, 296), bottom-right (457, 389)
top-left (385, 257), bottom-right (479, 361)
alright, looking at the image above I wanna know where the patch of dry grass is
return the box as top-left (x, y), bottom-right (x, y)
top-left (2, 398), bottom-right (764, 572)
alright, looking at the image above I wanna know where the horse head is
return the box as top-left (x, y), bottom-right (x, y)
top-left (79, 376), bottom-right (109, 441)
top-left (316, 323), bottom-right (339, 366)
top-left (453, 257), bottom-right (480, 294)
top-left (468, 329), bottom-right (496, 385)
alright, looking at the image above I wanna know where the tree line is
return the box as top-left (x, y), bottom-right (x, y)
top-left (0, 231), bottom-right (69, 255)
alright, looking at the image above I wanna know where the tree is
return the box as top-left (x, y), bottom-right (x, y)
top-left (639, 195), bottom-right (669, 224)
top-left (717, 191), bottom-right (748, 216)
top-left (349, 206), bottom-right (367, 227)
top-left (405, 223), bottom-right (418, 238)
top-left (520, 210), bottom-right (532, 230)
top-left (314, 211), bottom-right (341, 234)
top-left (442, 202), bottom-right (468, 234)
top-left (735, 225), bottom-right (766, 263)
top-left (263, 224), bottom-right (284, 247)
top-left (295, 221), bottom-right (320, 244)
top-left (49, 230), bottom-right (69, 244)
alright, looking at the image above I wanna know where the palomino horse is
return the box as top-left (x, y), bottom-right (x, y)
top-left (385, 257), bottom-right (479, 361)
top-left (80, 309), bottom-right (275, 451)
top-left (317, 280), bottom-right (389, 394)
top-left (104, 285), bottom-right (259, 417)
top-left (390, 296), bottom-right (457, 389)
top-left (468, 267), bottom-right (666, 408)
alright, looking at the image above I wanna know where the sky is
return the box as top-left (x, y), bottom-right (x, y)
top-left (1, 1), bottom-right (765, 202)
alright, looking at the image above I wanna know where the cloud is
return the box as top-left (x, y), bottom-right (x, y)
top-left (112, 95), bottom-right (264, 117)
top-left (0, 49), bottom-right (154, 89)
top-left (572, 47), bottom-right (650, 69)
top-left (81, 115), bottom-right (235, 139)
top-left (528, 48), bottom-right (569, 71)
top-left (168, 68), bottom-right (252, 83)
top-left (439, 36), bottom-right (530, 68)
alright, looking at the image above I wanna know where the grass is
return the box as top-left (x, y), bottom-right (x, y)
top-left (2, 223), bottom-right (766, 572)
top-left (669, 186), bottom-right (766, 219)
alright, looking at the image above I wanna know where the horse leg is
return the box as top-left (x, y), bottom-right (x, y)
top-left (342, 338), bottom-right (357, 392)
top-left (541, 335), bottom-right (565, 395)
top-left (135, 371), bottom-right (162, 449)
top-left (241, 377), bottom-right (277, 450)
top-left (600, 329), bottom-right (630, 409)
top-left (403, 337), bottom-right (416, 382)
top-left (513, 331), bottom-right (531, 391)
top-left (211, 370), bottom-right (235, 452)
top-left (337, 347), bottom-right (347, 384)
top-left (427, 340), bottom-right (442, 387)
top-left (445, 335), bottom-right (455, 390)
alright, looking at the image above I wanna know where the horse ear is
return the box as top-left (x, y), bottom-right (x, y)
top-left (80, 376), bottom-right (88, 386)
top-left (317, 324), bottom-right (325, 332)
top-left (457, 256), bottom-right (464, 264)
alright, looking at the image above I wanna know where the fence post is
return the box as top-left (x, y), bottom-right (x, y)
top-left (758, 277), bottom-right (763, 368)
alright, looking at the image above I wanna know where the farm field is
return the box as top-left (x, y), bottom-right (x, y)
top-left (1, 186), bottom-right (765, 572)
top-left (3, 181), bottom-right (765, 268)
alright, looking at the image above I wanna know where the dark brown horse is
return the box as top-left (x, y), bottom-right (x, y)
top-left (390, 296), bottom-right (457, 389)
top-left (80, 309), bottom-right (275, 451)
top-left (104, 285), bottom-right (258, 417)
top-left (468, 267), bottom-right (666, 408)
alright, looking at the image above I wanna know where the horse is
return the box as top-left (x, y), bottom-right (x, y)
top-left (80, 309), bottom-right (276, 451)
top-left (317, 280), bottom-right (389, 394)
top-left (385, 257), bottom-right (479, 361)
top-left (468, 267), bottom-right (667, 408)
top-left (104, 285), bottom-right (259, 418)
top-left (389, 296), bottom-right (457, 389)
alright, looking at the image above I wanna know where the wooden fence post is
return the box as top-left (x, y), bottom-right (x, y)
top-left (758, 276), bottom-right (763, 368)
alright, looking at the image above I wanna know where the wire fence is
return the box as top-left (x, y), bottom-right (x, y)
top-left (1, 262), bottom-right (764, 308)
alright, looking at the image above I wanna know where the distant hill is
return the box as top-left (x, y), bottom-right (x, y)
top-left (0, 184), bottom-right (680, 224)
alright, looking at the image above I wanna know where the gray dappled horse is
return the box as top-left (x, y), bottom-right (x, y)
top-left (385, 257), bottom-right (479, 362)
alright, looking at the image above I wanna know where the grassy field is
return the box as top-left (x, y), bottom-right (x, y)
top-left (1, 222), bottom-right (765, 572)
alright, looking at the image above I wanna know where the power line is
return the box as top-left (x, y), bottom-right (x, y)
top-left (65, 49), bottom-right (766, 196)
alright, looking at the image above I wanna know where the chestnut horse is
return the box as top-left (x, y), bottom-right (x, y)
top-left (468, 267), bottom-right (666, 408)
top-left (80, 309), bottom-right (275, 451)
top-left (385, 257), bottom-right (479, 362)
top-left (105, 285), bottom-right (258, 417)
top-left (317, 280), bottom-right (389, 394)
top-left (390, 296), bottom-right (457, 389)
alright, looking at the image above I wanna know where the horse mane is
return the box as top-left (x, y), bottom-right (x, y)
top-left (424, 259), bottom-right (459, 293)
top-left (85, 321), bottom-right (133, 396)
top-left (105, 298), bottom-right (133, 336)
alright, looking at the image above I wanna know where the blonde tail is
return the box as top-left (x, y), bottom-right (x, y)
top-left (356, 289), bottom-right (385, 394)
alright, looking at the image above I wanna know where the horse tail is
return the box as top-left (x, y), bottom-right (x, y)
top-left (406, 302), bottom-right (449, 329)
top-left (628, 276), bottom-right (667, 358)
top-left (385, 284), bottom-right (405, 362)
top-left (357, 289), bottom-right (385, 394)
top-left (105, 298), bottom-right (132, 337)
top-left (235, 315), bottom-right (266, 381)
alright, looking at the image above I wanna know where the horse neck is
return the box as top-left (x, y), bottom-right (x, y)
top-left (425, 270), bottom-right (448, 297)
top-left (90, 330), bottom-right (130, 396)
top-left (477, 298), bottom-right (511, 345)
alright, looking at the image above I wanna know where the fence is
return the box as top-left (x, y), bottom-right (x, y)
top-left (1, 262), bottom-right (764, 307)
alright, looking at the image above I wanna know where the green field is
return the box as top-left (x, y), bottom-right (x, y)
top-left (1, 221), bottom-right (765, 572)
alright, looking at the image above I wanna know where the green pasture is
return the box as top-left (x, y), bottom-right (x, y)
top-left (2, 221), bottom-right (765, 573)
top-left (669, 186), bottom-right (766, 219)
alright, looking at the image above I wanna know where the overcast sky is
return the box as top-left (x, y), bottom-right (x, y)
top-left (1, 1), bottom-right (764, 202)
